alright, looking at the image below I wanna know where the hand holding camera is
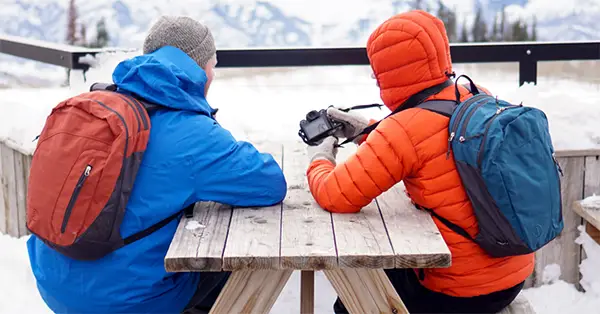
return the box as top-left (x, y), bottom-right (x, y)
top-left (298, 104), bottom-right (379, 146)
top-left (326, 107), bottom-right (370, 142)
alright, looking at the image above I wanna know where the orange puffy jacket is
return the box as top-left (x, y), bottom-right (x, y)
top-left (306, 10), bottom-right (534, 297)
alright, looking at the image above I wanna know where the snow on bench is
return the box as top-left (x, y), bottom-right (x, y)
top-left (573, 196), bottom-right (600, 244)
top-left (164, 140), bottom-right (451, 313)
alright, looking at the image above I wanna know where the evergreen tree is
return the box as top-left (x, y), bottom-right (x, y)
top-left (414, 0), bottom-right (423, 10)
top-left (436, 1), bottom-right (457, 42)
top-left (92, 18), bottom-right (110, 48)
top-left (510, 19), bottom-right (530, 41)
top-left (79, 24), bottom-right (87, 47)
top-left (66, 0), bottom-right (78, 45)
top-left (491, 13), bottom-right (499, 42)
top-left (500, 5), bottom-right (507, 40)
top-left (531, 16), bottom-right (538, 41)
top-left (460, 18), bottom-right (469, 42)
top-left (471, 4), bottom-right (488, 42)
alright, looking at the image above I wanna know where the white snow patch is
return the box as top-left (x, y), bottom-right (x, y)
top-left (185, 221), bottom-right (206, 231)
top-left (581, 195), bottom-right (600, 208)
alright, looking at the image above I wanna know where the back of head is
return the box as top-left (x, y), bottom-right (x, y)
top-left (143, 15), bottom-right (216, 68)
top-left (366, 10), bottom-right (453, 111)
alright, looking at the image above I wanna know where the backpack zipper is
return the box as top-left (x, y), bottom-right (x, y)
top-left (61, 165), bottom-right (92, 233)
top-left (476, 106), bottom-right (523, 168)
top-left (458, 97), bottom-right (496, 142)
top-left (446, 94), bottom-right (490, 158)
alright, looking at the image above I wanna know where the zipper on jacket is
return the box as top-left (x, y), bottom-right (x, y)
top-left (446, 94), bottom-right (490, 158)
top-left (61, 165), bottom-right (92, 233)
top-left (476, 106), bottom-right (522, 168)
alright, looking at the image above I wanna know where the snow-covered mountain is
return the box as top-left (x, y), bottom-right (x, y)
top-left (1, 0), bottom-right (599, 51)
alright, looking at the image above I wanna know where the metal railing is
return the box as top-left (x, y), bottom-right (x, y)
top-left (1, 34), bottom-right (599, 85)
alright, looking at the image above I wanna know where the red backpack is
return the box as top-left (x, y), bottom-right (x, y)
top-left (26, 83), bottom-right (191, 261)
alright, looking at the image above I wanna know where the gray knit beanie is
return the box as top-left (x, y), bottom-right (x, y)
top-left (143, 16), bottom-right (216, 68)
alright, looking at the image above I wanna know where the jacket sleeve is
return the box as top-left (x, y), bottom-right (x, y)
top-left (189, 116), bottom-right (287, 207)
top-left (306, 119), bottom-right (419, 213)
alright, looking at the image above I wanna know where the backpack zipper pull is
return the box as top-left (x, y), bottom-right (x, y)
top-left (446, 132), bottom-right (455, 159)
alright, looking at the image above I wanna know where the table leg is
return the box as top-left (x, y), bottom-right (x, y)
top-left (209, 269), bottom-right (293, 314)
top-left (300, 270), bottom-right (314, 314)
top-left (324, 268), bottom-right (408, 314)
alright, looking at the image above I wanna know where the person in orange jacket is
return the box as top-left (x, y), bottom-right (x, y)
top-left (306, 10), bottom-right (534, 314)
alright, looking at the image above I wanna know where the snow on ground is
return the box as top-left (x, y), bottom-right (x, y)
top-left (1, 52), bottom-right (600, 313)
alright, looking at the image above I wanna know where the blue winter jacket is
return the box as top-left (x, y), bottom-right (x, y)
top-left (27, 46), bottom-right (287, 313)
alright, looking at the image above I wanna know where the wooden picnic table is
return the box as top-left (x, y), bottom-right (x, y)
top-left (164, 141), bottom-right (452, 314)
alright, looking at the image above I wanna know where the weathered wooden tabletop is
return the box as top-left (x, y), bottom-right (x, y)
top-left (164, 141), bottom-right (451, 273)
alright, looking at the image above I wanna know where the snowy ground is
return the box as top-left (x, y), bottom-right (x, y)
top-left (1, 52), bottom-right (600, 313)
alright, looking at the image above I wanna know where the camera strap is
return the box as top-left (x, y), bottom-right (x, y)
top-left (337, 78), bottom-right (455, 147)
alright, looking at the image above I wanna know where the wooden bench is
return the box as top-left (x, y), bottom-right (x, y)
top-left (164, 141), bottom-right (451, 314)
top-left (573, 197), bottom-right (600, 244)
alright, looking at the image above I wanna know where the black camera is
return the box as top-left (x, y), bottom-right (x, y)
top-left (298, 108), bottom-right (343, 146)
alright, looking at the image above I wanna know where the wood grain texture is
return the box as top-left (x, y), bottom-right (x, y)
top-left (222, 143), bottom-right (284, 270)
top-left (209, 270), bottom-right (293, 314)
top-left (329, 145), bottom-right (395, 269)
top-left (164, 202), bottom-right (232, 272)
top-left (280, 141), bottom-right (336, 270)
top-left (573, 201), bottom-right (600, 232)
top-left (0, 144), bottom-right (7, 234)
top-left (376, 183), bottom-right (451, 269)
top-left (301, 270), bottom-right (315, 314)
top-left (331, 199), bottom-right (396, 269)
top-left (14, 151), bottom-right (28, 236)
top-left (0, 143), bottom-right (18, 236)
top-left (324, 268), bottom-right (407, 314)
top-left (555, 150), bottom-right (600, 158)
top-left (527, 157), bottom-right (584, 288)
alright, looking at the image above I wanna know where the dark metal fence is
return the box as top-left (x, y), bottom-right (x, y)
top-left (1, 34), bottom-right (599, 85)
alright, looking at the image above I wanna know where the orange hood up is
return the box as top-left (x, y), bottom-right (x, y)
top-left (366, 10), bottom-right (454, 112)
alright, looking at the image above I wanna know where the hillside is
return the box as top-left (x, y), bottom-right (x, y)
top-left (0, 0), bottom-right (599, 87)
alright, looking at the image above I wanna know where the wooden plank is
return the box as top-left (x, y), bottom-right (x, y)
top-left (14, 151), bottom-right (28, 236)
top-left (330, 146), bottom-right (395, 269)
top-left (280, 141), bottom-right (336, 270)
top-left (332, 200), bottom-right (395, 269)
top-left (585, 223), bottom-right (600, 245)
top-left (324, 268), bottom-right (407, 314)
top-left (0, 144), bottom-right (6, 234)
top-left (0, 143), bottom-right (18, 237)
top-left (222, 144), bottom-right (284, 270)
top-left (164, 202), bottom-right (232, 272)
top-left (555, 149), bottom-right (600, 158)
top-left (21, 154), bottom-right (32, 236)
top-left (527, 156), bottom-right (584, 287)
top-left (376, 183), bottom-right (452, 268)
top-left (209, 270), bottom-right (293, 314)
top-left (573, 201), bottom-right (600, 232)
top-left (300, 270), bottom-right (315, 314)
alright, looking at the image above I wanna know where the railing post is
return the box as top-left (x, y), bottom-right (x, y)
top-left (519, 48), bottom-right (538, 86)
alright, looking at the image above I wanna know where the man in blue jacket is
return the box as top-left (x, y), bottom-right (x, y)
top-left (27, 16), bottom-right (287, 314)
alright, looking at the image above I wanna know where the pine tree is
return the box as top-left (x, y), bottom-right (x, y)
top-left (471, 5), bottom-right (488, 42)
top-left (93, 18), bottom-right (110, 48)
top-left (414, 0), bottom-right (423, 10)
top-left (79, 24), bottom-right (87, 47)
top-left (491, 13), bottom-right (499, 42)
top-left (460, 18), bottom-right (469, 42)
top-left (66, 0), bottom-right (78, 45)
top-left (436, 1), bottom-right (457, 42)
top-left (531, 16), bottom-right (538, 41)
top-left (500, 5), bottom-right (507, 40)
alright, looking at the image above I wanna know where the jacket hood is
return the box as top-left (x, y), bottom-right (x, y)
top-left (112, 45), bottom-right (213, 115)
top-left (366, 10), bottom-right (453, 112)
